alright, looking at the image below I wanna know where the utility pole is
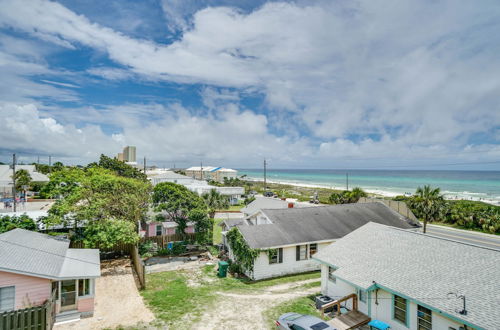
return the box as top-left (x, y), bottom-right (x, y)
top-left (200, 161), bottom-right (203, 180)
top-left (37, 156), bottom-right (40, 164)
top-left (264, 159), bottom-right (267, 192)
top-left (346, 173), bottom-right (349, 191)
top-left (12, 154), bottom-right (16, 212)
top-left (143, 156), bottom-right (146, 173)
top-left (49, 155), bottom-right (52, 174)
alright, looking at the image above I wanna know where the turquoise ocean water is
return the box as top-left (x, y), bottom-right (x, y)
top-left (238, 169), bottom-right (500, 204)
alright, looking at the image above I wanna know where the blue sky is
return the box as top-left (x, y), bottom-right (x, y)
top-left (0, 0), bottom-right (499, 170)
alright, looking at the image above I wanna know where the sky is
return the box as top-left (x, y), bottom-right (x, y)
top-left (0, 0), bottom-right (499, 170)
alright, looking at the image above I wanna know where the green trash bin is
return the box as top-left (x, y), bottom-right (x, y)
top-left (218, 261), bottom-right (229, 277)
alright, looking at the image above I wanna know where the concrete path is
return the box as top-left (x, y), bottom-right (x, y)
top-left (424, 225), bottom-right (500, 250)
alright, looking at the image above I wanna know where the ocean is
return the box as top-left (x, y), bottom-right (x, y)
top-left (237, 169), bottom-right (500, 204)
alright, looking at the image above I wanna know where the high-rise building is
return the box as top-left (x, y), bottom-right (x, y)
top-left (117, 153), bottom-right (124, 161)
top-left (123, 146), bottom-right (136, 163)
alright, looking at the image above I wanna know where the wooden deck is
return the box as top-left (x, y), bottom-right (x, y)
top-left (327, 310), bottom-right (370, 330)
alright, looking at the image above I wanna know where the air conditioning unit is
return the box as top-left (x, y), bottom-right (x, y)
top-left (315, 295), bottom-right (334, 313)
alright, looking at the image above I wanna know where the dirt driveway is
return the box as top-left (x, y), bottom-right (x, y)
top-left (55, 259), bottom-right (154, 330)
top-left (192, 278), bottom-right (319, 330)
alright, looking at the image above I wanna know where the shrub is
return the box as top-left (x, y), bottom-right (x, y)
top-left (228, 261), bottom-right (243, 274)
top-left (171, 241), bottom-right (187, 255)
top-left (139, 240), bottom-right (155, 256)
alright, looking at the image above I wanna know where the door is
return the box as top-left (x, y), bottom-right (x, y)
top-left (60, 280), bottom-right (77, 311)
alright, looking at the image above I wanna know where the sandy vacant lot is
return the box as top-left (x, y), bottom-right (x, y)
top-left (192, 278), bottom-right (319, 330)
top-left (55, 259), bottom-right (154, 330)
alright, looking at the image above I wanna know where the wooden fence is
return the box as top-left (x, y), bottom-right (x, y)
top-left (70, 232), bottom-right (200, 255)
top-left (130, 245), bottom-right (146, 290)
top-left (0, 290), bottom-right (55, 330)
top-left (358, 197), bottom-right (418, 222)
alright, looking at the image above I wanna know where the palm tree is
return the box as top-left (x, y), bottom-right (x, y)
top-left (411, 185), bottom-right (445, 233)
top-left (13, 169), bottom-right (32, 200)
top-left (347, 187), bottom-right (368, 203)
top-left (202, 189), bottom-right (229, 219)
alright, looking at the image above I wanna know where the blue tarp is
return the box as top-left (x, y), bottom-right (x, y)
top-left (368, 320), bottom-right (391, 329)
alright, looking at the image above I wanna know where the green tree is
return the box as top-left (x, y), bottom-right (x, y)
top-left (409, 185), bottom-right (445, 233)
top-left (0, 214), bottom-right (37, 233)
top-left (13, 169), bottom-right (32, 198)
top-left (47, 168), bottom-right (151, 248)
top-left (40, 167), bottom-right (86, 198)
top-left (202, 189), bottom-right (229, 219)
top-left (152, 182), bottom-right (208, 239)
top-left (88, 154), bottom-right (147, 181)
top-left (328, 187), bottom-right (367, 204)
top-left (52, 161), bottom-right (64, 172)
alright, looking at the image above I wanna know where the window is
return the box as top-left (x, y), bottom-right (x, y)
top-left (417, 305), bottom-right (432, 330)
top-left (393, 295), bottom-right (408, 325)
top-left (78, 279), bottom-right (90, 297)
top-left (156, 224), bottom-right (162, 236)
top-left (309, 243), bottom-right (318, 257)
top-left (0, 286), bottom-right (15, 312)
top-left (296, 245), bottom-right (308, 261)
top-left (290, 325), bottom-right (306, 330)
top-left (268, 248), bottom-right (283, 264)
top-left (51, 281), bottom-right (59, 300)
top-left (328, 267), bottom-right (336, 283)
top-left (357, 289), bottom-right (367, 303)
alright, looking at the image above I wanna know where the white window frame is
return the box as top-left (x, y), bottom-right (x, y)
top-left (328, 267), bottom-right (336, 283)
top-left (417, 305), bottom-right (432, 330)
top-left (0, 286), bottom-right (15, 312)
top-left (156, 224), bottom-right (162, 236)
top-left (296, 244), bottom-right (308, 261)
top-left (309, 243), bottom-right (318, 258)
top-left (78, 279), bottom-right (93, 298)
top-left (357, 289), bottom-right (367, 303)
top-left (268, 248), bottom-right (283, 264)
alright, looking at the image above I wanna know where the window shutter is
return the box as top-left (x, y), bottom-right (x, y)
top-left (278, 248), bottom-right (283, 263)
top-left (296, 245), bottom-right (300, 261)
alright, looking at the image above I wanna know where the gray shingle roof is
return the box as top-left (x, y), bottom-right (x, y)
top-left (0, 229), bottom-right (100, 279)
top-left (240, 196), bottom-right (291, 215)
top-left (238, 202), bottom-right (418, 249)
top-left (313, 222), bottom-right (500, 330)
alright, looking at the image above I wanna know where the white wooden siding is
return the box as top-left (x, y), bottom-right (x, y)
top-left (250, 243), bottom-right (331, 280)
top-left (320, 265), bottom-right (465, 330)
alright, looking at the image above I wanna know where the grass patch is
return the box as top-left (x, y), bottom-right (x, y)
top-left (263, 293), bottom-right (323, 328)
top-left (141, 267), bottom-right (320, 328)
top-left (212, 218), bottom-right (224, 244)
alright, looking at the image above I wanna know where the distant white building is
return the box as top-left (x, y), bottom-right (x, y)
top-left (185, 166), bottom-right (238, 182)
top-left (146, 170), bottom-right (243, 204)
top-left (0, 165), bottom-right (49, 198)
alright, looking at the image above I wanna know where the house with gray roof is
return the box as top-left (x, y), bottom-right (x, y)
top-left (240, 196), bottom-right (297, 217)
top-left (0, 228), bottom-right (100, 322)
top-left (226, 202), bottom-right (419, 280)
top-left (313, 222), bottom-right (500, 330)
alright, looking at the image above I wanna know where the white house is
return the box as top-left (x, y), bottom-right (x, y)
top-left (240, 196), bottom-right (297, 217)
top-left (147, 170), bottom-right (244, 204)
top-left (0, 165), bottom-right (49, 198)
top-left (185, 166), bottom-right (238, 182)
top-left (226, 203), bottom-right (419, 281)
top-left (313, 222), bottom-right (500, 330)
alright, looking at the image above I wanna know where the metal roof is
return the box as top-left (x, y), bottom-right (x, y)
top-left (0, 165), bottom-right (49, 186)
top-left (237, 202), bottom-right (418, 249)
top-left (240, 196), bottom-right (292, 215)
top-left (313, 222), bottom-right (500, 330)
top-left (0, 228), bottom-right (100, 279)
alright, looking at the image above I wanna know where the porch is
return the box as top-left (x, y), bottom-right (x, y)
top-left (319, 293), bottom-right (371, 330)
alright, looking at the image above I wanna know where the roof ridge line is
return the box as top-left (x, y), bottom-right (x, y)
top-left (386, 224), bottom-right (500, 252)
